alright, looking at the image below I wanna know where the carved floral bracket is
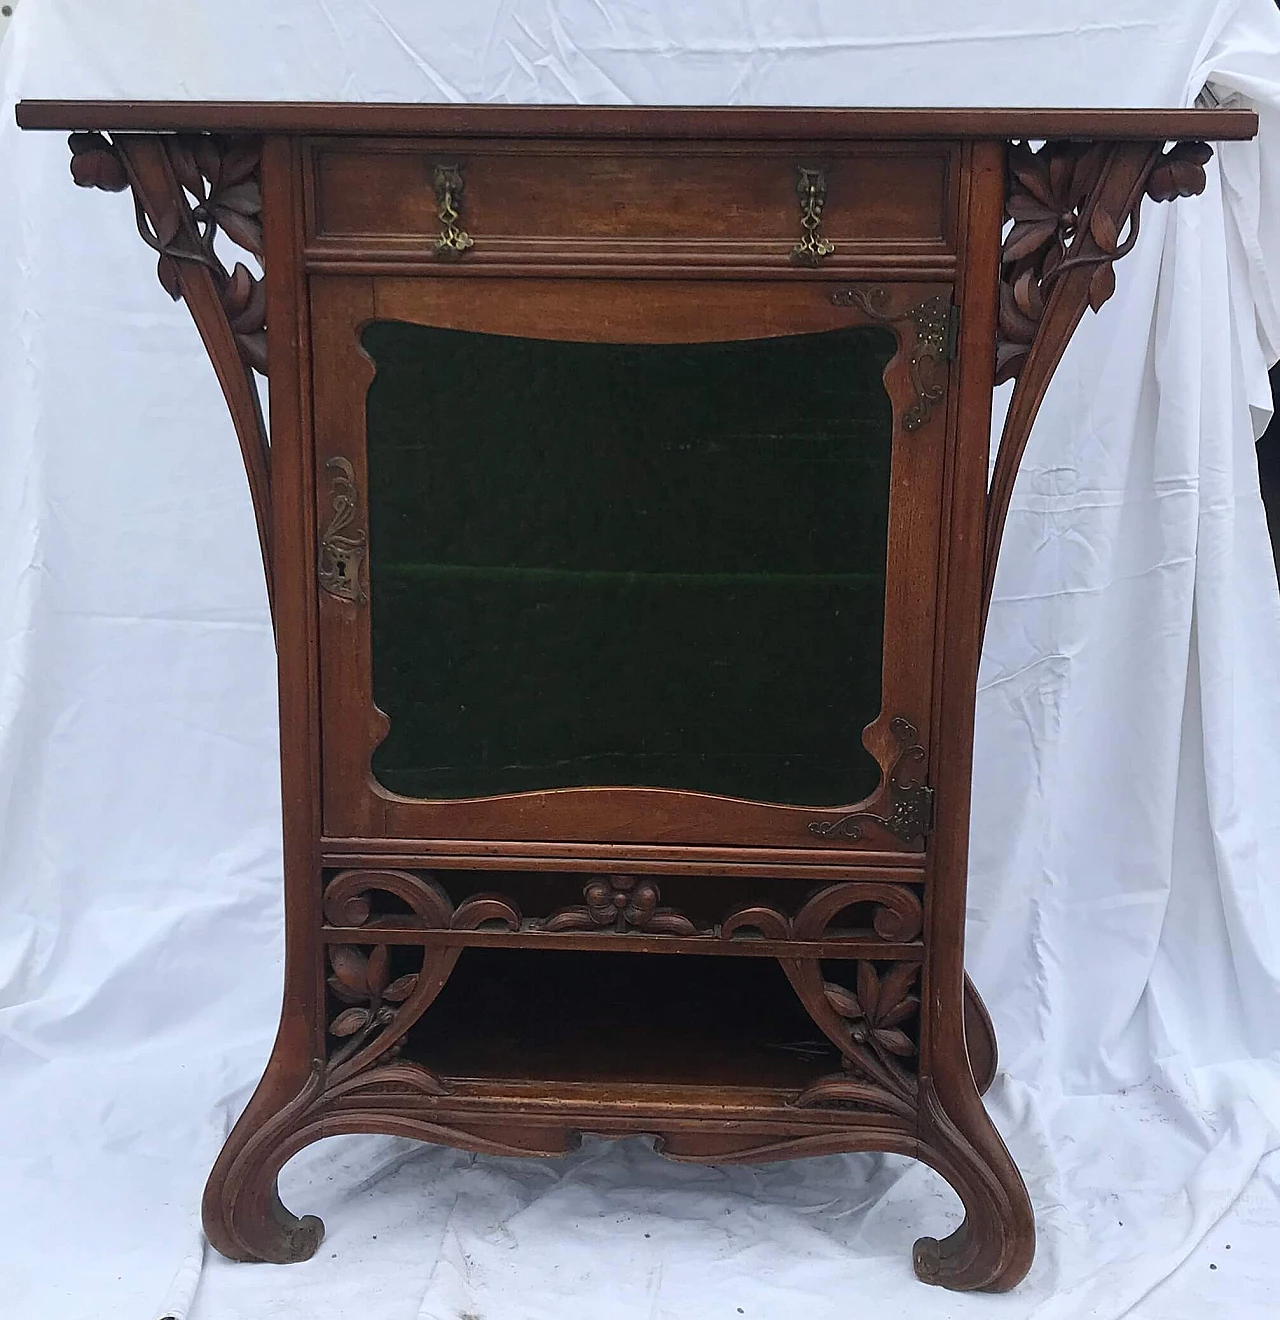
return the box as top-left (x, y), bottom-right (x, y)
top-left (68, 130), bottom-right (274, 616)
top-left (983, 137), bottom-right (1215, 628)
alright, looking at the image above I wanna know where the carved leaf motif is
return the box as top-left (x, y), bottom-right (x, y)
top-left (823, 961), bottom-right (921, 1064)
top-left (879, 960), bottom-right (919, 1015)
top-left (68, 132), bottom-right (128, 192)
top-left (366, 944), bottom-right (390, 997)
top-left (1145, 141), bottom-right (1212, 202)
top-left (329, 1007), bottom-right (372, 1037)
top-left (1089, 207), bottom-right (1119, 255)
top-left (214, 206), bottom-right (265, 259)
top-left (168, 139), bottom-right (205, 199)
top-left (211, 180), bottom-right (262, 216)
top-left (383, 973), bottom-right (418, 1003)
top-left (1088, 261), bottom-right (1117, 313)
top-left (451, 895), bottom-right (522, 930)
top-left (1003, 219), bottom-right (1058, 263)
top-left (194, 136), bottom-right (224, 191)
top-left (156, 255), bottom-right (183, 301)
top-left (328, 945), bottom-right (371, 998)
top-left (998, 137), bottom-right (1215, 385)
top-left (218, 140), bottom-right (262, 188)
top-left (824, 983), bottom-right (862, 1020)
top-left (874, 1028), bottom-right (917, 1057)
top-left (223, 263), bottom-right (266, 331)
top-left (644, 911), bottom-right (700, 936)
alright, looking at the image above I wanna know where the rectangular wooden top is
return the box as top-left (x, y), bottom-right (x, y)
top-left (15, 102), bottom-right (1258, 141)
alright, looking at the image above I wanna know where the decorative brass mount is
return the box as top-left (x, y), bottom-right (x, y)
top-left (790, 165), bottom-right (835, 266)
top-left (831, 288), bottom-right (959, 432)
top-left (431, 162), bottom-right (473, 259)
top-left (808, 718), bottom-right (934, 844)
top-left (318, 457), bottom-right (366, 603)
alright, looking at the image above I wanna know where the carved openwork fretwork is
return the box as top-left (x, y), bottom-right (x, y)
top-left (318, 457), bottom-right (367, 603)
top-left (541, 875), bottom-right (703, 935)
top-left (432, 162), bottom-right (474, 258)
top-left (807, 717), bottom-right (933, 845)
top-left (996, 139), bottom-right (1212, 384)
top-left (984, 138), bottom-right (1215, 628)
top-left (788, 959), bottom-right (921, 1114)
top-left (790, 165), bottom-right (835, 266)
top-left (67, 130), bottom-right (274, 613)
top-left (831, 287), bottom-right (956, 431)
top-left (71, 131), bottom-right (268, 373)
top-left (322, 870), bottom-right (923, 946)
top-left (319, 870), bottom-right (520, 1096)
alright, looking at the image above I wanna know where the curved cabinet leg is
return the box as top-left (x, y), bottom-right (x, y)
top-left (912, 1079), bottom-right (1035, 1291)
top-left (963, 973), bottom-right (998, 1096)
top-left (202, 1065), bottom-right (327, 1264)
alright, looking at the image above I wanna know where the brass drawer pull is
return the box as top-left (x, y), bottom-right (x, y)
top-left (791, 164), bottom-right (835, 266)
top-left (431, 162), bottom-right (473, 258)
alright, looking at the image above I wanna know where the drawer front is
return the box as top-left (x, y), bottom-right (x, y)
top-left (305, 140), bottom-right (957, 271)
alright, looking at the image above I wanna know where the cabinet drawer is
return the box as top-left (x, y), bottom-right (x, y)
top-left (305, 139), bottom-right (957, 272)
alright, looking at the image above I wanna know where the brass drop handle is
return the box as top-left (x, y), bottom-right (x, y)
top-left (431, 162), bottom-right (474, 258)
top-left (790, 165), bottom-right (835, 266)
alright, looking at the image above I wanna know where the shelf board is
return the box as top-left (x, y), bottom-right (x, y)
top-left (403, 947), bottom-right (846, 1090)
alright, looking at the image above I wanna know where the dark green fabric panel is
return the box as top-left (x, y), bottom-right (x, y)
top-left (362, 321), bottom-right (895, 806)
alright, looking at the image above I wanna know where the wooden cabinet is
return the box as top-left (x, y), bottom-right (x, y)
top-left (17, 100), bottom-right (1256, 1292)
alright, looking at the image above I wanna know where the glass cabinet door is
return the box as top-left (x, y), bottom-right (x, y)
top-left (362, 320), bottom-right (895, 808)
top-left (312, 278), bottom-right (949, 848)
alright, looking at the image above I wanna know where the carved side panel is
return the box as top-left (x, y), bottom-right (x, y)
top-left (68, 131), bottom-right (274, 614)
top-left (984, 138), bottom-right (1214, 627)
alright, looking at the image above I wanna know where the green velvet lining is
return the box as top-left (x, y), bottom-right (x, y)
top-left (362, 321), bottom-right (895, 806)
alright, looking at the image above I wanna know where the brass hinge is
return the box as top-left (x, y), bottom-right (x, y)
top-left (945, 302), bottom-right (960, 362)
top-left (919, 784), bottom-right (936, 835)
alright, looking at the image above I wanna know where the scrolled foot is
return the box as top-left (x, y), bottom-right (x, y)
top-left (202, 1065), bottom-right (329, 1264)
top-left (913, 1081), bottom-right (1035, 1291)
top-left (205, 1186), bottom-right (325, 1264)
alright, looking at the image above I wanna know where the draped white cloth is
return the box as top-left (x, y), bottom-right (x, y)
top-left (2, 2), bottom-right (1279, 1316)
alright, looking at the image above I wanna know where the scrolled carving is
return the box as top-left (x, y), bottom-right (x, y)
top-left (322, 868), bottom-right (520, 932)
top-left (831, 287), bottom-right (954, 431)
top-left (541, 874), bottom-right (701, 935)
top-left (807, 717), bottom-right (932, 845)
top-left (721, 881), bottom-right (923, 944)
top-left (318, 457), bottom-right (367, 603)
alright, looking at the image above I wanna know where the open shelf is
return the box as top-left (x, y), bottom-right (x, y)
top-left (405, 948), bottom-right (840, 1089)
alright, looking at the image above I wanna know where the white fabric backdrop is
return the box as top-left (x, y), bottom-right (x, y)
top-left (2, 2), bottom-right (1280, 1317)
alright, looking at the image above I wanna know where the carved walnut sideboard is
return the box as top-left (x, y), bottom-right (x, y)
top-left (16, 101), bottom-right (1256, 1291)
